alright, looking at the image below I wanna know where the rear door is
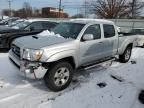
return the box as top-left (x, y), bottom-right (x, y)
top-left (102, 24), bottom-right (118, 57)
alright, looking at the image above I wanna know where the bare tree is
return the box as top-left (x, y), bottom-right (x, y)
top-left (22, 2), bottom-right (33, 18)
top-left (33, 8), bottom-right (41, 17)
top-left (130, 0), bottom-right (144, 18)
top-left (2, 9), bottom-right (11, 16)
top-left (90, 0), bottom-right (144, 19)
top-left (90, 0), bottom-right (131, 18)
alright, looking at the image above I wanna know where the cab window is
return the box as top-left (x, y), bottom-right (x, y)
top-left (103, 24), bottom-right (115, 38)
top-left (25, 22), bottom-right (43, 30)
top-left (42, 22), bottom-right (58, 30)
top-left (83, 24), bottom-right (101, 39)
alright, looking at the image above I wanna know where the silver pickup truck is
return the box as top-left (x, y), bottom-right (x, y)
top-left (9, 19), bottom-right (136, 91)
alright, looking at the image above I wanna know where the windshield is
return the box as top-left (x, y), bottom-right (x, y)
top-left (52, 22), bottom-right (85, 39)
top-left (14, 21), bottom-right (30, 29)
top-left (9, 20), bottom-right (24, 27)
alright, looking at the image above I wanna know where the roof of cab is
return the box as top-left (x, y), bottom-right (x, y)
top-left (70, 18), bottom-right (115, 25)
top-left (26, 18), bottom-right (59, 23)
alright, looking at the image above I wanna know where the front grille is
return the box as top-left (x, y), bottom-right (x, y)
top-left (11, 44), bottom-right (21, 58)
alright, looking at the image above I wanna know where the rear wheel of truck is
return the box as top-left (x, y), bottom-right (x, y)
top-left (44, 61), bottom-right (73, 92)
top-left (119, 46), bottom-right (132, 63)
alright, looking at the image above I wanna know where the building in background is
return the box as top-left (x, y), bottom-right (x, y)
top-left (42, 7), bottom-right (68, 18)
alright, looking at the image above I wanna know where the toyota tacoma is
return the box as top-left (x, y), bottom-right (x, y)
top-left (9, 19), bottom-right (136, 91)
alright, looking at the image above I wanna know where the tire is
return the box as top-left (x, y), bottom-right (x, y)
top-left (139, 90), bottom-right (144, 104)
top-left (119, 46), bottom-right (132, 63)
top-left (142, 44), bottom-right (144, 48)
top-left (44, 61), bottom-right (73, 92)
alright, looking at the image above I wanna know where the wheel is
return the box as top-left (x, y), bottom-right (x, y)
top-left (44, 61), bottom-right (73, 92)
top-left (119, 46), bottom-right (132, 63)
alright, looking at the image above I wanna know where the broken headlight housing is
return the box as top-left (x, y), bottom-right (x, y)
top-left (22, 48), bottom-right (43, 61)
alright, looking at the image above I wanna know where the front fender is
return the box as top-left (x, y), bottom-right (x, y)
top-left (46, 50), bottom-right (78, 67)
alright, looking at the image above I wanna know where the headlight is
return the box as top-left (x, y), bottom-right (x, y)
top-left (23, 48), bottom-right (43, 61)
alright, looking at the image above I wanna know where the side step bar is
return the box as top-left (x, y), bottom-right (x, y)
top-left (83, 58), bottom-right (116, 70)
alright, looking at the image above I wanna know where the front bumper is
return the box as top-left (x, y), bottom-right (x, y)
top-left (9, 49), bottom-right (48, 79)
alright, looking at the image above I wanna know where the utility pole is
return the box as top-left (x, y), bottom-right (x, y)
top-left (59, 0), bottom-right (62, 18)
top-left (8, 0), bottom-right (12, 17)
top-left (84, 0), bottom-right (88, 18)
top-left (84, 0), bottom-right (86, 18)
top-left (132, 0), bottom-right (136, 18)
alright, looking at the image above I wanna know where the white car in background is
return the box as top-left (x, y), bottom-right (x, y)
top-left (129, 28), bottom-right (144, 47)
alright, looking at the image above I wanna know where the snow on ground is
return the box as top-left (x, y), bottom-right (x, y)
top-left (0, 48), bottom-right (144, 108)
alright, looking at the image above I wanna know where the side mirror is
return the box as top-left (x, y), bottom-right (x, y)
top-left (83, 34), bottom-right (94, 41)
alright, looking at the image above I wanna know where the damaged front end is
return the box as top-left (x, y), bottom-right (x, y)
top-left (20, 60), bottom-right (48, 79)
top-left (19, 48), bottom-right (49, 79)
top-left (9, 45), bottom-right (48, 80)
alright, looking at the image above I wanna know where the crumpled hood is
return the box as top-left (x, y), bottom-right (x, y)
top-left (14, 35), bottom-right (74, 49)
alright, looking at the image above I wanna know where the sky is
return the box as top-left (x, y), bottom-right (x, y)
top-left (0, 0), bottom-right (84, 16)
top-left (1, 0), bottom-right (144, 17)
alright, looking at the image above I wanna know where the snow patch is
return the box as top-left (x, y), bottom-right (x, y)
top-left (0, 94), bottom-right (22, 103)
top-left (38, 30), bottom-right (54, 36)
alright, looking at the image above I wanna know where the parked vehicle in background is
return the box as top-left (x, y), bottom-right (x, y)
top-left (8, 19), bottom-right (26, 27)
top-left (0, 19), bottom-right (58, 49)
top-left (12, 19), bottom-right (58, 31)
top-left (0, 17), bottom-right (19, 26)
top-left (0, 19), bottom-right (58, 34)
top-left (129, 28), bottom-right (144, 47)
top-left (129, 28), bottom-right (144, 35)
top-left (9, 19), bottom-right (136, 92)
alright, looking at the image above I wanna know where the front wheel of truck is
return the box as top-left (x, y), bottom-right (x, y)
top-left (44, 61), bottom-right (73, 92)
top-left (119, 46), bottom-right (132, 63)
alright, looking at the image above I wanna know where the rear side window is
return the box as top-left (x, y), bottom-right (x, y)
top-left (30, 22), bottom-right (43, 30)
top-left (103, 24), bottom-right (115, 38)
top-left (84, 24), bottom-right (101, 39)
top-left (42, 22), bottom-right (57, 30)
top-left (25, 22), bottom-right (43, 30)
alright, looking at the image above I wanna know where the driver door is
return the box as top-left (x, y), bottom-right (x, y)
top-left (79, 24), bottom-right (104, 65)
